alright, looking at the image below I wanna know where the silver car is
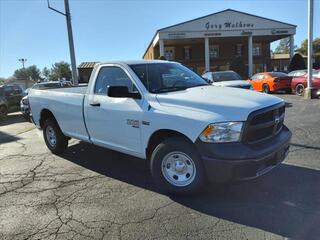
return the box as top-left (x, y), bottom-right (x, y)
top-left (202, 71), bottom-right (253, 90)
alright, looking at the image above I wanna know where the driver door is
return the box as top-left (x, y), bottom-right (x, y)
top-left (84, 65), bottom-right (144, 156)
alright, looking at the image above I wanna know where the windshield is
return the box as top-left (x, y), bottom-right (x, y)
top-left (212, 71), bottom-right (242, 82)
top-left (129, 63), bottom-right (208, 93)
top-left (270, 72), bottom-right (288, 77)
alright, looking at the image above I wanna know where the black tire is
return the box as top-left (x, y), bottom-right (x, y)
top-left (43, 118), bottom-right (68, 154)
top-left (295, 84), bottom-right (305, 96)
top-left (0, 105), bottom-right (8, 120)
top-left (262, 84), bottom-right (270, 94)
top-left (150, 137), bottom-right (206, 195)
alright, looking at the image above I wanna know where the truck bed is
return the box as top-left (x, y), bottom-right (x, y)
top-left (29, 86), bottom-right (90, 141)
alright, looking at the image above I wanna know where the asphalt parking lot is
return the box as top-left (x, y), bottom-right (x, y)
top-left (0, 94), bottom-right (319, 240)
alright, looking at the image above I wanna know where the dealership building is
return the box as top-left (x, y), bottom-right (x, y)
top-left (143, 9), bottom-right (296, 77)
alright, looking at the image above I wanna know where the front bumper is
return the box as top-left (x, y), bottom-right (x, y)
top-left (196, 126), bottom-right (292, 183)
top-left (20, 104), bottom-right (29, 115)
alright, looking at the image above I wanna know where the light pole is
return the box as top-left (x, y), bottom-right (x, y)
top-left (18, 58), bottom-right (28, 89)
top-left (304, 0), bottom-right (316, 99)
top-left (47, 0), bottom-right (78, 85)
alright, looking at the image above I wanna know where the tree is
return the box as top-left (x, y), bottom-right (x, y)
top-left (288, 53), bottom-right (306, 71)
top-left (296, 38), bottom-right (320, 69)
top-left (13, 68), bottom-right (29, 80)
top-left (158, 56), bottom-right (167, 60)
top-left (42, 67), bottom-right (51, 80)
top-left (230, 57), bottom-right (247, 79)
top-left (49, 61), bottom-right (72, 81)
top-left (274, 37), bottom-right (290, 54)
top-left (27, 65), bottom-right (41, 81)
top-left (296, 38), bottom-right (320, 55)
top-left (13, 65), bottom-right (41, 81)
top-left (0, 77), bottom-right (6, 84)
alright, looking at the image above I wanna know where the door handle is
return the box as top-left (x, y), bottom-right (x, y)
top-left (90, 102), bottom-right (100, 107)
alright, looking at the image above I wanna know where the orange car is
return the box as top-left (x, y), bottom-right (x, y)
top-left (248, 72), bottom-right (292, 93)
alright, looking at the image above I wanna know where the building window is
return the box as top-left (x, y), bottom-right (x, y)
top-left (236, 44), bottom-right (242, 56)
top-left (183, 46), bottom-right (191, 60)
top-left (253, 43), bottom-right (262, 56)
top-left (164, 47), bottom-right (175, 60)
top-left (209, 45), bottom-right (219, 59)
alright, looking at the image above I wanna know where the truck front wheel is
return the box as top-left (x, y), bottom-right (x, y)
top-left (150, 137), bottom-right (206, 195)
top-left (43, 118), bottom-right (68, 154)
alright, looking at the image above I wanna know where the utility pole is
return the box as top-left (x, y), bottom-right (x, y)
top-left (304, 0), bottom-right (315, 99)
top-left (18, 58), bottom-right (28, 89)
top-left (47, 0), bottom-right (78, 85)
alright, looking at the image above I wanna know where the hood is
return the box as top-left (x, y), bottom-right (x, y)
top-left (155, 85), bottom-right (282, 121)
top-left (211, 80), bottom-right (252, 88)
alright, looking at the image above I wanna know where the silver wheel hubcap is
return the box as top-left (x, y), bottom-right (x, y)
top-left (297, 85), bottom-right (304, 95)
top-left (161, 151), bottom-right (196, 187)
top-left (46, 126), bottom-right (57, 147)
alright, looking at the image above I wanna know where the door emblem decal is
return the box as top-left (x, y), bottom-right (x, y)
top-left (127, 119), bottom-right (140, 128)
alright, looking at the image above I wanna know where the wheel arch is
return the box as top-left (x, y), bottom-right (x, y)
top-left (39, 109), bottom-right (57, 129)
top-left (146, 129), bottom-right (193, 160)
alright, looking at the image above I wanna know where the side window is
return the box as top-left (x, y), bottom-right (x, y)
top-left (251, 74), bottom-right (259, 80)
top-left (4, 86), bottom-right (13, 96)
top-left (94, 67), bottom-right (135, 95)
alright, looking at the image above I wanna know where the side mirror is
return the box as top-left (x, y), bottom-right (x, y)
top-left (107, 86), bottom-right (141, 99)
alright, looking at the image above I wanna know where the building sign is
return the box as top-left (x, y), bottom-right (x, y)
top-left (168, 32), bottom-right (186, 39)
top-left (205, 21), bottom-right (254, 30)
top-left (271, 29), bottom-right (289, 35)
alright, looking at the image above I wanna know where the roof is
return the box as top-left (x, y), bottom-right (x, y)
top-left (271, 53), bottom-right (307, 59)
top-left (158, 9), bottom-right (296, 32)
top-left (95, 60), bottom-right (171, 67)
top-left (143, 8), bottom-right (297, 58)
top-left (78, 62), bottom-right (99, 69)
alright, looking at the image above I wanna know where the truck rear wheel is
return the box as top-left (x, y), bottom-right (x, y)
top-left (43, 118), bottom-right (68, 154)
top-left (150, 137), bottom-right (206, 195)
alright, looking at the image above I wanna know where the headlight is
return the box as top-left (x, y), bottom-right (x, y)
top-left (199, 122), bottom-right (243, 143)
top-left (22, 98), bottom-right (29, 105)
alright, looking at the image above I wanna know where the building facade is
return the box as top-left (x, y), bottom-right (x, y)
top-left (143, 9), bottom-right (296, 77)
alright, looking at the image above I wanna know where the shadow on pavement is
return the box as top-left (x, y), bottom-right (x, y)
top-left (0, 131), bottom-right (21, 144)
top-left (291, 143), bottom-right (320, 151)
top-left (63, 141), bottom-right (320, 240)
top-left (0, 112), bottom-right (26, 126)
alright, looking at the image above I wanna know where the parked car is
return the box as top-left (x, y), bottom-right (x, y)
top-left (29, 60), bottom-right (291, 195)
top-left (202, 71), bottom-right (252, 89)
top-left (0, 84), bottom-right (24, 120)
top-left (249, 72), bottom-right (292, 93)
top-left (21, 81), bottom-right (72, 121)
top-left (288, 69), bottom-right (307, 77)
top-left (291, 70), bottom-right (320, 96)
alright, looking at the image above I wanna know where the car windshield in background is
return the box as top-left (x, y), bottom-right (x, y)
top-left (212, 72), bottom-right (242, 82)
top-left (270, 72), bottom-right (288, 77)
top-left (130, 63), bottom-right (208, 93)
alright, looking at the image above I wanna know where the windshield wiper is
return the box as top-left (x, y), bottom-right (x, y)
top-left (153, 86), bottom-right (187, 93)
top-left (187, 83), bottom-right (209, 88)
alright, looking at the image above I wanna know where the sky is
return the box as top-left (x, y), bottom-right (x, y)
top-left (0, 0), bottom-right (319, 78)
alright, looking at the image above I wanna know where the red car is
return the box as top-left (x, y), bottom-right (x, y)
top-left (291, 70), bottom-right (320, 95)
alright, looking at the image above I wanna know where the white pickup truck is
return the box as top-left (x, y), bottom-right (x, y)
top-left (29, 60), bottom-right (291, 194)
